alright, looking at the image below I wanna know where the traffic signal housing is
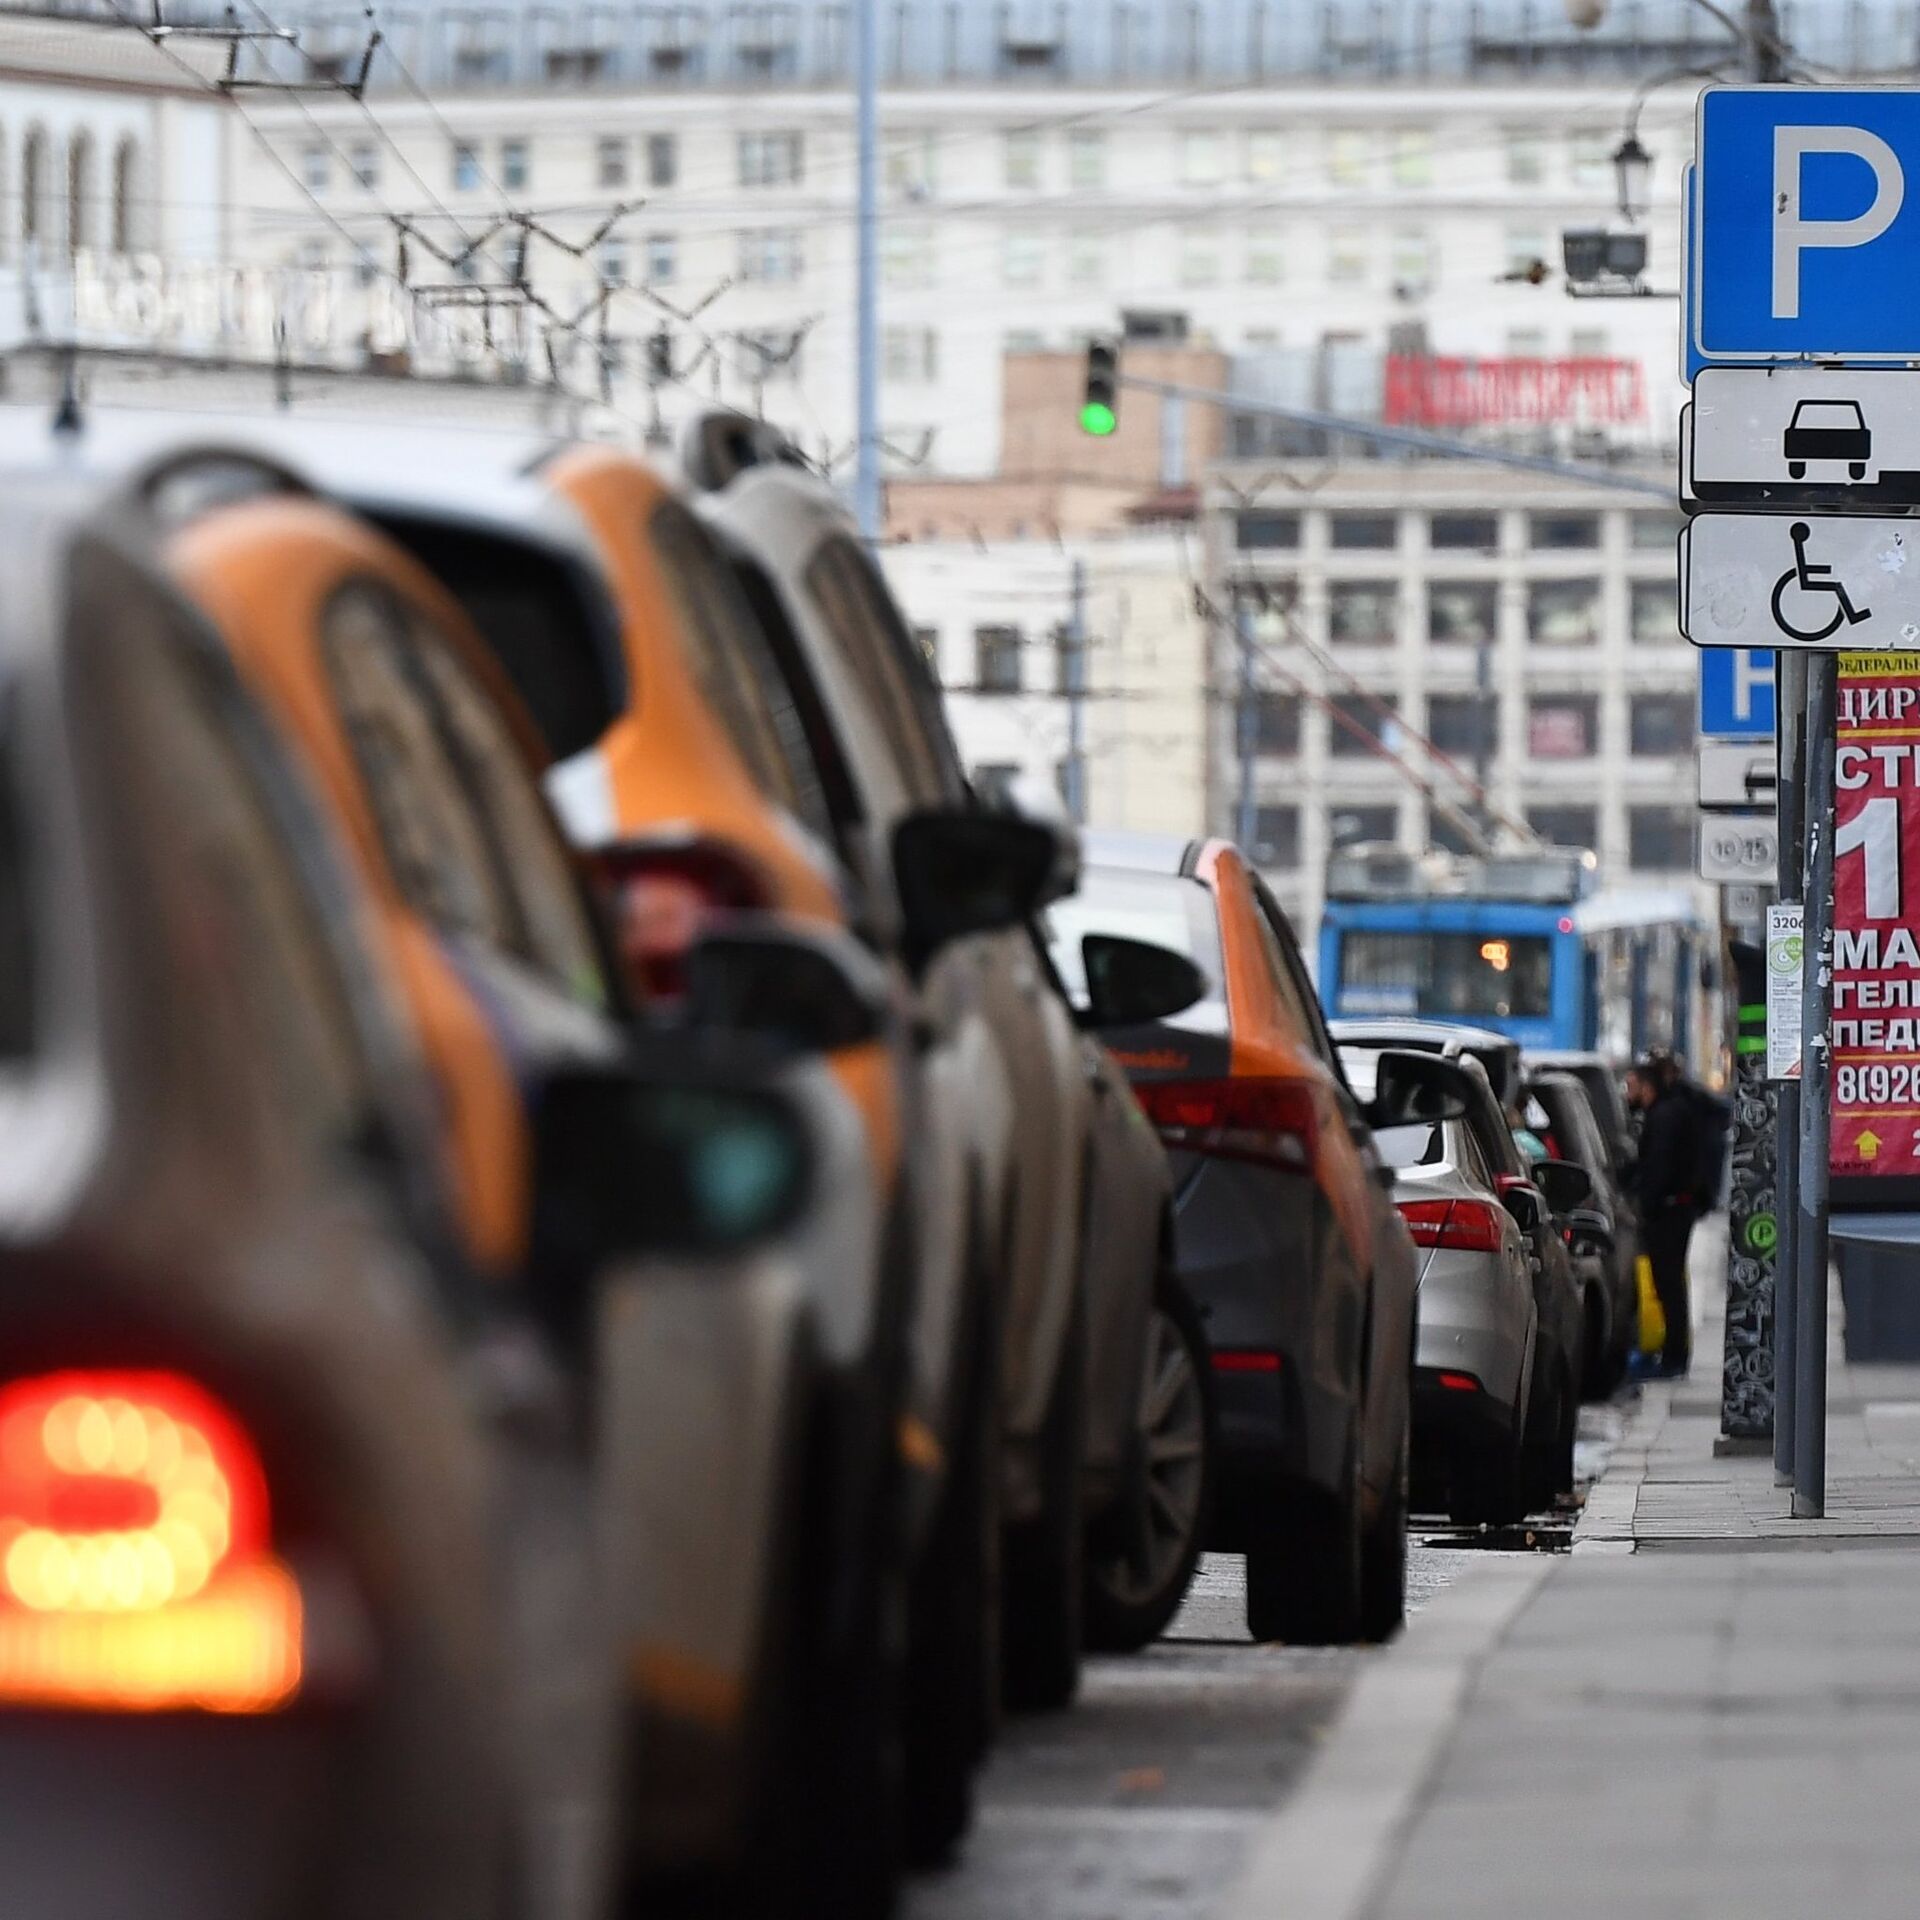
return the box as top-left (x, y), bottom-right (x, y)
top-left (1081, 338), bottom-right (1118, 437)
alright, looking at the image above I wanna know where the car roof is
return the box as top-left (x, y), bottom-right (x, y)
top-left (1329, 1017), bottom-right (1519, 1054)
top-left (1082, 829), bottom-right (1203, 877)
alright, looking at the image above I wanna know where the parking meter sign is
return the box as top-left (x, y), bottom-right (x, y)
top-left (1681, 512), bottom-right (1920, 652)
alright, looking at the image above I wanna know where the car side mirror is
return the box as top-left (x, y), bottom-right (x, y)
top-left (1494, 1173), bottom-right (1544, 1236)
top-left (1078, 934), bottom-right (1205, 1030)
top-left (1363, 1049), bottom-right (1471, 1133)
top-left (892, 808), bottom-right (1057, 968)
top-left (1564, 1204), bottom-right (1614, 1250)
top-left (684, 917), bottom-right (890, 1057)
top-left (1533, 1157), bottom-right (1595, 1218)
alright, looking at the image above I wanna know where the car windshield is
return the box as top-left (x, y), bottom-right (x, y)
top-left (1339, 930), bottom-right (1552, 1021)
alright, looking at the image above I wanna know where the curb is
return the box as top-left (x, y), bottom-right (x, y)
top-left (1210, 1553), bottom-right (1554, 1920)
top-left (1571, 1382), bottom-right (1670, 1553)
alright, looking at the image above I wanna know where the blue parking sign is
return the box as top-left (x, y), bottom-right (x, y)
top-left (1694, 87), bottom-right (1920, 362)
top-left (1699, 648), bottom-right (1777, 738)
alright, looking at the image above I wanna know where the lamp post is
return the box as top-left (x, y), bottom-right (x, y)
top-left (1612, 131), bottom-right (1653, 222)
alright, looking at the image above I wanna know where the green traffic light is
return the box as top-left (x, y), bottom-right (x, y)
top-left (1080, 401), bottom-right (1117, 437)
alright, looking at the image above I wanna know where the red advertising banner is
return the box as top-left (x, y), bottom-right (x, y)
top-left (1831, 654), bottom-right (1920, 1185)
top-left (1382, 355), bottom-right (1646, 428)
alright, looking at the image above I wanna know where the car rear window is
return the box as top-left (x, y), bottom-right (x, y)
top-left (1044, 865), bottom-right (1224, 1016)
top-left (370, 513), bottom-right (627, 766)
top-left (0, 693), bottom-right (31, 1060)
top-left (1339, 1049), bottom-right (1441, 1167)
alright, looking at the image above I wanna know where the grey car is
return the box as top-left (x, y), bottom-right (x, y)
top-left (1342, 1049), bottom-right (1537, 1525)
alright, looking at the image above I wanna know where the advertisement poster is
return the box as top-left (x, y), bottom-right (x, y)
top-left (1832, 654), bottom-right (1920, 1201)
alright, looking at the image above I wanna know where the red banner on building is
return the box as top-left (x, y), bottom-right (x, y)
top-left (1831, 654), bottom-right (1920, 1183)
top-left (1382, 355), bottom-right (1646, 428)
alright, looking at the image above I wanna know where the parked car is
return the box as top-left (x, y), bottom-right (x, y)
top-left (1048, 830), bottom-right (1419, 1644)
top-left (1527, 1047), bottom-right (1635, 1186)
top-left (1340, 1048), bottom-right (1538, 1526)
top-left (1333, 1016), bottom-right (1524, 1111)
top-left (0, 477), bottom-right (817, 1920)
top-left (1522, 1068), bottom-right (1637, 1395)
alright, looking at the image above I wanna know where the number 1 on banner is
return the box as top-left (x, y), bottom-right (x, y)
top-left (1838, 796), bottom-right (1901, 920)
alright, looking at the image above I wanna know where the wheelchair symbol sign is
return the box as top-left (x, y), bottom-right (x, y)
top-left (1772, 522), bottom-right (1872, 642)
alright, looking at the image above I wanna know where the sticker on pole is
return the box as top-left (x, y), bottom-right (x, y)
top-left (1766, 902), bottom-right (1803, 1081)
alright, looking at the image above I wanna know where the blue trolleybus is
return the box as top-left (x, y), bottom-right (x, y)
top-left (1316, 843), bottom-right (1717, 1061)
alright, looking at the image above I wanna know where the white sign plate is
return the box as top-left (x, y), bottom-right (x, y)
top-left (1682, 513), bottom-right (1920, 653)
top-left (1697, 741), bottom-right (1777, 809)
top-left (1699, 815), bottom-right (1779, 883)
top-left (1767, 902), bottom-right (1804, 1081)
top-left (1690, 366), bottom-right (1920, 509)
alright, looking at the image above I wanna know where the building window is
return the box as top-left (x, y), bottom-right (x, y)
top-left (1430, 512), bottom-right (1499, 552)
top-left (596, 137), bottom-right (628, 188)
top-left (1001, 230), bottom-right (1043, 288)
top-left (302, 143), bottom-right (330, 193)
top-left (1003, 129), bottom-right (1040, 189)
top-left (1631, 578), bottom-right (1679, 644)
top-left (1630, 805), bottom-right (1694, 870)
top-left (1328, 693), bottom-right (1397, 755)
top-left (1068, 129), bottom-right (1105, 189)
top-left (1391, 128), bottom-right (1433, 188)
top-left (1632, 511), bottom-right (1684, 550)
top-left (739, 228), bottom-right (802, 283)
top-left (346, 141), bottom-right (377, 190)
top-left (1506, 325), bottom-right (1548, 358)
top-left (1180, 130), bottom-right (1224, 186)
top-left (1246, 231), bottom-right (1285, 284)
top-left (883, 325), bottom-right (938, 383)
top-left (1236, 511), bottom-right (1300, 550)
top-left (1427, 693), bottom-right (1491, 756)
top-left (1528, 804), bottom-right (1598, 849)
top-left (1504, 228), bottom-right (1546, 280)
top-left (739, 130), bottom-right (803, 187)
top-left (1329, 582), bottom-right (1398, 645)
top-left (1570, 325), bottom-right (1610, 358)
top-left (1505, 129), bottom-right (1545, 186)
top-left (884, 224), bottom-right (934, 289)
top-left (1328, 233), bottom-right (1370, 284)
top-left (1252, 805), bottom-right (1301, 868)
top-left (1528, 579), bottom-right (1601, 645)
top-left (597, 238), bottom-right (628, 285)
top-left (500, 139), bottom-right (529, 190)
top-left (1246, 129), bottom-right (1285, 183)
top-left (1569, 129), bottom-right (1612, 189)
top-left (643, 232), bottom-right (677, 283)
top-left (647, 133), bottom-right (677, 186)
top-left (1391, 230), bottom-right (1434, 298)
top-left (974, 626), bottom-right (1022, 693)
top-left (66, 131), bottom-right (93, 255)
top-left (21, 126), bottom-right (46, 251)
top-left (1631, 693), bottom-right (1693, 755)
top-left (1331, 513), bottom-right (1397, 551)
top-left (887, 132), bottom-right (936, 198)
top-left (1528, 695), bottom-right (1598, 758)
top-left (1429, 581), bottom-right (1497, 645)
top-left (1530, 513), bottom-right (1600, 550)
top-left (1252, 692), bottom-right (1300, 755)
top-left (1327, 128), bottom-right (1370, 186)
top-left (111, 137), bottom-right (139, 253)
top-left (1330, 803), bottom-right (1398, 845)
top-left (1068, 231), bottom-right (1105, 288)
top-left (1179, 233), bottom-right (1220, 287)
top-left (450, 142), bottom-right (479, 191)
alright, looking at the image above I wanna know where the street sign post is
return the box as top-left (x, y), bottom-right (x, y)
top-left (1699, 740), bottom-right (1779, 808)
top-left (1698, 646), bottom-right (1777, 737)
top-left (1691, 365), bottom-right (1920, 509)
top-left (1683, 512), bottom-right (1920, 652)
top-left (1694, 88), bottom-right (1920, 364)
top-left (1700, 815), bottom-right (1781, 883)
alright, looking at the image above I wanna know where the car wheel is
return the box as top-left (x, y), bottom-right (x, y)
top-left (1851, 461), bottom-right (1867, 479)
top-left (1580, 1285), bottom-right (1611, 1400)
top-left (1788, 460), bottom-right (1806, 478)
top-left (1084, 1278), bottom-right (1213, 1654)
top-left (901, 1252), bottom-right (1001, 1870)
top-left (1449, 1409), bottom-right (1527, 1527)
top-left (1001, 1287), bottom-right (1087, 1712)
top-left (1524, 1364), bottom-right (1575, 1511)
top-left (1359, 1381), bottom-right (1410, 1643)
top-left (1245, 1424), bottom-right (1363, 1645)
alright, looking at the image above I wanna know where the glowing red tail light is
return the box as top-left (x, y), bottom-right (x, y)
top-left (1132, 1077), bottom-right (1318, 1173)
top-left (1396, 1197), bottom-right (1506, 1252)
top-left (1210, 1349), bottom-right (1283, 1374)
top-left (1437, 1371), bottom-right (1482, 1394)
top-left (0, 1372), bottom-right (301, 1714)
top-left (595, 839), bottom-right (769, 1005)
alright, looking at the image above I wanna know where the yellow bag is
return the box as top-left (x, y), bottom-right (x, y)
top-left (1636, 1253), bottom-right (1666, 1356)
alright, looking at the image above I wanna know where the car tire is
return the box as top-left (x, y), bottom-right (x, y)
top-left (1245, 1423), bottom-right (1364, 1645)
top-left (1580, 1285), bottom-right (1613, 1400)
top-left (1084, 1277), bottom-right (1213, 1654)
top-left (1449, 1409), bottom-right (1527, 1527)
top-left (1788, 460), bottom-right (1806, 479)
top-left (1359, 1381), bottom-right (1410, 1643)
top-left (901, 1251), bottom-right (1001, 1871)
top-left (1001, 1287), bottom-right (1087, 1712)
top-left (1524, 1363), bottom-right (1577, 1511)
top-left (1851, 461), bottom-right (1867, 479)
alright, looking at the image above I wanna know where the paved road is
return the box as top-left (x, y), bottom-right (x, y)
top-left (905, 1400), bottom-right (1631, 1920)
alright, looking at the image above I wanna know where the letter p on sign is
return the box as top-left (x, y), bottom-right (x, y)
top-left (1773, 125), bottom-right (1905, 318)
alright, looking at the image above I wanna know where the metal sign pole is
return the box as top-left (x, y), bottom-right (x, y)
top-left (1793, 654), bottom-right (1837, 1519)
top-left (1773, 651), bottom-right (1806, 1484)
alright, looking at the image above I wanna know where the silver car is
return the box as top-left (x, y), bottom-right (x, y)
top-left (1342, 1047), bottom-right (1537, 1526)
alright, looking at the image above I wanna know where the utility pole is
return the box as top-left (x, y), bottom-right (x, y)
top-left (852, 0), bottom-right (880, 540)
top-left (1063, 558), bottom-right (1088, 825)
top-left (1234, 584), bottom-right (1256, 853)
top-left (1473, 624), bottom-right (1494, 843)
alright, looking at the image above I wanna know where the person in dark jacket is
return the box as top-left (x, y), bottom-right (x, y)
top-left (1626, 1052), bottom-right (1707, 1376)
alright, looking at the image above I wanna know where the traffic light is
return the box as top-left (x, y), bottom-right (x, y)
top-left (1080, 338), bottom-right (1118, 437)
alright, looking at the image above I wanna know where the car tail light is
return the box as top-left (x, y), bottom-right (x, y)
top-left (1210, 1349), bottom-right (1282, 1374)
top-left (595, 840), bottom-right (769, 1006)
top-left (0, 1371), bottom-right (301, 1715)
top-left (1132, 1077), bottom-right (1318, 1173)
top-left (1437, 1371), bottom-right (1481, 1394)
top-left (1396, 1197), bottom-right (1506, 1252)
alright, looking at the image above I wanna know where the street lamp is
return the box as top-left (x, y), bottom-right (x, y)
top-left (1613, 131), bottom-right (1653, 222)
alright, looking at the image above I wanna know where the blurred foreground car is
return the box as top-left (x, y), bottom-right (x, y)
top-left (1050, 833), bottom-right (1419, 1644)
top-left (1341, 1050), bottom-right (1537, 1524)
top-left (0, 484), bottom-right (813, 1920)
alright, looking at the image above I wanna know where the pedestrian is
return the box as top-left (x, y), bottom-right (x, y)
top-left (1625, 1053), bottom-right (1718, 1378)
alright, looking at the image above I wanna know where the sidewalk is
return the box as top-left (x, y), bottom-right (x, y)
top-left (1233, 1238), bottom-right (1920, 1920)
